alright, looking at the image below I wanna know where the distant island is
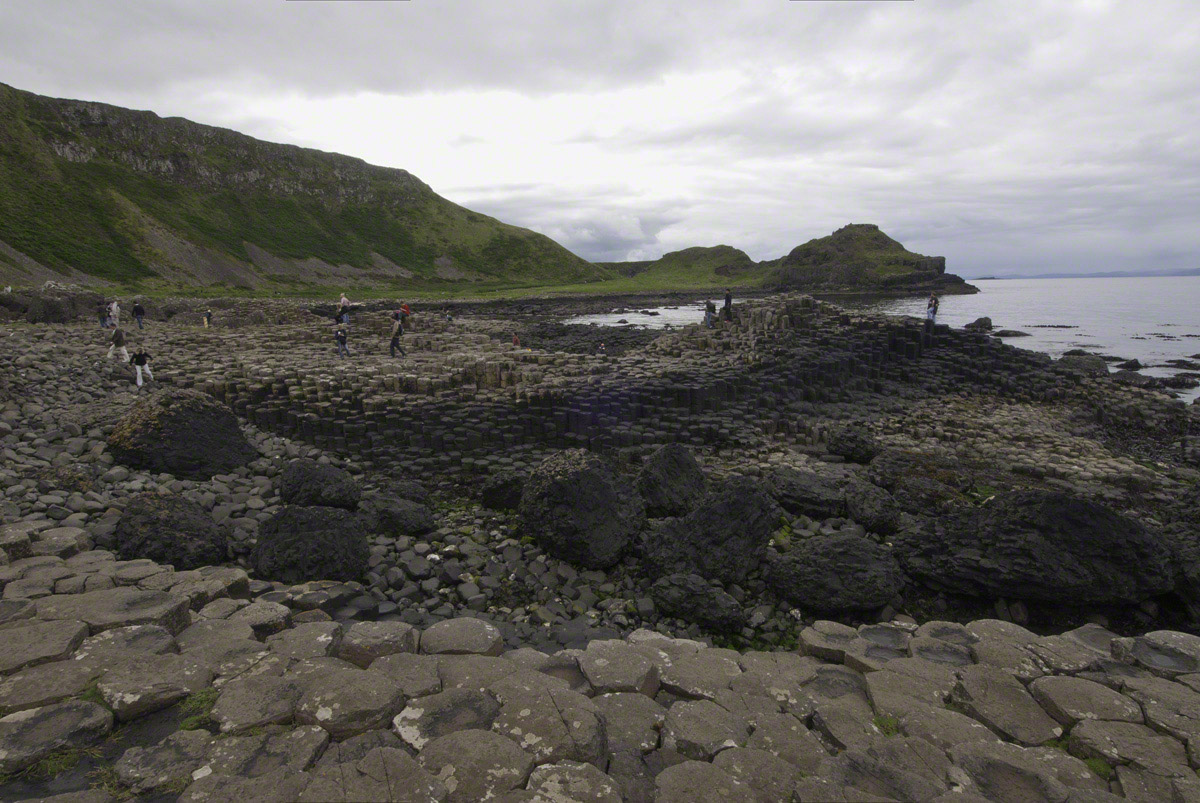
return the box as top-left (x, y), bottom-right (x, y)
top-left (967, 268), bottom-right (1200, 280)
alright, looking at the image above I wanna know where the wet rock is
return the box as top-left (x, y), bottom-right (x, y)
top-left (649, 573), bottom-right (746, 633)
top-left (252, 505), bottom-right (369, 585)
top-left (97, 653), bottom-right (213, 720)
top-left (0, 700), bottom-right (113, 774)
top-left (279, 458), bottom-right (361, 509)
top-left (767, 533), bottom-right (905, 612)
top-left (113, 493), bottom-right (228, 570)
top-left (519, 449), bottom-right (644, 569)
top-left (642, 477), bottom-right (781, 585)
top-left (114, 729), bottom-right (215, 795)
top-left (635, 443), bottom-right (706, 518)
top-left (106, 388), bottom-right (257, 480)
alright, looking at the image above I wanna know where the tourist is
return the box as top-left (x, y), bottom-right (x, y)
top-left (723, 288), bottom-right (732, 321)
top-left (925, 293), bottom-right (939, 334)
top-left (704, 299), bottom-right (716, 329)
top-left (338, 293), bottom-right (351, 324)
top-left (129, 348), bottom-right (153, 389)
top-left (389, 313), bottom-right (406, 358)
top-left (97, 301), bottom-right (108, 328)
top-left (108, 300), bottom-right (120, 328)
top-left (400, 302), bottom-right (412, 329)
top-left (132, 301), bottom-right (146, 329)
top-left (597, 342), bottom-right (607, 355)
top-left (512, 333), bottom-right (520, 348)
top-left (335, 326), bottom-right (351, 358)
top-left (107, 327), bottom-right (129, 362)
top-left (204, 309), bottom-right (213, 328)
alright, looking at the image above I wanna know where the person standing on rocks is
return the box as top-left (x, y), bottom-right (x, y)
top-left (925, 292), bottom-right (939, 334)
top-left (107, 326), bottom-right (129, 362)
top-left (203, 309), bottom-right (213, 328)
top-left (389, 311), bottom-right (406, 358)
top-left (335, 325), bottom-right (351, 358)
top-left (704, 299), bottom-right (716, 329)
top-left (723, 288), bottom-right (732, 322)
top-left (400, 302), bottom-right (412, 330)
top-left (338, 293), bottom-right (351, 324)
top-left (108, 300), bottom-right (121, 329)
top-left (129, 348), bottom-right (153, 389)
top-left (132, 301), bottom-right (146, 330)
top-left (97, 301), bottom-right (109, 328)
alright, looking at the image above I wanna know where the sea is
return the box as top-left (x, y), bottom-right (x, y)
top-left (565, 276), bottom-right (1200, 402)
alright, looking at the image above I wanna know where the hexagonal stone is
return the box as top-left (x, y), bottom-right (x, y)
top-left (228, 601), bottom-right (292, 639)
top-left (292, 659), bottom-right (407, 740)
top-left (203, 725), bottom-right (329, 778)
top-left (296, 747), bottom-right (448, 802)
top-left (73, 624), bottom-right (178, 663)
top-left (969, 638), bottom-right (1046, 683)
top-left (866, 663), bottom-right (952, 719)
top-left (98, 653), bottom-right (214, 721)
top-left (0, 659), bottom-right (104, 714)
top-left (829, 735), bottom-right (951, 801)
top-left (212, 675), bottom-right (301, 734)
top-left (745, 711), bottom-right (829, 774)
top-left (30, 527), bottom-right (91, 558)
top-left (1027, 635), bottom-right (1106, 674)
top-left (114, 728), bottom-right (215, 795)
top-left (417, 728), bottom-right (533, 803)
top-left (0, 618), bottom-right (87, 674)
top-left (579, 640), bottom-right (659, 697)
top-left (812, 698), bottom-right (884, 750)
top-left (490, 672), bottom-right (607, 767)
top-left (952, 664), bottom-right (1063, 745)
top-left (527, 760), bottom-right (622, 802)
top-left (177, 619), bottom-right (257, 650)
top-left (266, 622), bottom-right (343, 661)
top-left (712, 747), bottom-right (804, 801)
top-left (181, 767), bottom-right (311, 803)
top-left (899, 705), bottom-right (1000, 753)
top-left (1069, 719), bottom-right (1189, 774)
top-left (1121, 675), bottom-right (1200, 741)
top-left (1115, 764), bottom-right (1200, 803)
top-left (36, 587), bottom-right (191, 634)
top-left (594, 692), bottom-right (667, 753)
top-left (1029, 675), bottom-right (1143, 727)
top-left (337, 621), bottom-right (418, 668)
top-left (369, 652), bottom-right (443, 698)
top-left (437, 654), bottom-right (522, 691)
top-left (0, 598), bottom-right (36, 627)
top-left (659, 650), bottom-right (742, 701)
top-left (0, 700), bottom-right (113, 774)
top-left (655, 760), bottom-right (747, 801)
top-left (949, 740), bottom-right (1072, 803)
top-left (908, 636), bottom-right (973, 667)
top-left (915, 620), bottom-right (977, 647)
top-left (1113, 630), bottom-right (1200, 678)
top-left (800, 620), bottom-right (859, 662)
top-left (661, 699), bottom-right (750, 760)
top-left (421, 617), bottom-right (504, 656)
top-left (393, 688), bottom-right (500, 751)
top-left (791, 777), bottom-right (897, 802)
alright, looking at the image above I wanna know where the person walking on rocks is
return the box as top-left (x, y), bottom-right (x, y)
top-left (132, 301), bottom-right (146, 329)
top-left (108, 300), bottom-right (120, 329)
top-left (335, 325), bottom-right (351, 358)
top-left (400, 302), bottom-right (412, 330)
top-left (389, 312), bottom-right (406, 358)
top-left (704, 299), bottom-right (716, 329)
top-left (107, 327), bottom-right (129, 362)
top-left (203, 309), bottom-right (213, 328)
top-left (338, 293), bottom-right (351, 324)
top-left (925, 292), bottom-right (939, 334)
top-left (97, 301), bottom-right (109, 328)
top-left (723, 288), bottom-right (732, 322)
top-left (129, 348), bottom-right (153, 389)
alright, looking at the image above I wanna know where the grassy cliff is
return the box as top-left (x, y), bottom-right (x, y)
top-left (0, 83), bottom-right (608, 291)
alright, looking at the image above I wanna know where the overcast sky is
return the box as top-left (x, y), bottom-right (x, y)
top-left (2, 0), bottom-right (1198, 276)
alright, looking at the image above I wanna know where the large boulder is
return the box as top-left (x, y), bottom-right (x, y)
top-left (651, 573), bottom-right (746, 633)
top-left (893, 490), bottom-right (1175, 604)
top-left (107, 389), bottom-right (257, 480)
top-left (114, 492), bottom-right (228, 569)
top-left (636, 444), bottom-right (706, 518)
top-left (480, 471), bottom-right (526, 511)
top-left (825, 428), bottom-right (882, 465)
top-left (1055, 354), bottom-right (1109, 377)
top-left (519, 449), bottom-right (645, 569)
top-left (252, 506), bottom-right (369, 585)
top-left (641, 477), bottom-right (783, 585)
top-left (767, 534), bottom-right (906, 612)
top-left (359, 495), bottom-right (436, 536)
top-left (279, 459), bottom-right (361, 510)
top-left (764, 468), bottom-right (845, 519)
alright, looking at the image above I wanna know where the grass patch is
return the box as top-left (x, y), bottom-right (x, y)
top-left (1044, 736), bottom-right (1070, 752)
top-left (88, 765), bottom-right (134, 801)
top-left (873, 715), bottom-right (901, 737)
top-left (0, 745), bottom-right (101, 785)
top-left (177, 687), bottom-right (219, 731)
top-left (1084, 757), bottom-right (1115, 782)
top-left (76, 682), bottom-right (110, 711)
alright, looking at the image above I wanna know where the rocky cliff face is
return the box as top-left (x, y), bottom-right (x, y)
top-left (0, 83), bottom-right (605, 289)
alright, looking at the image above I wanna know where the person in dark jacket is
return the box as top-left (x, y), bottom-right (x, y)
top-left (132, 302), bottom-right (146, 329)
top-left (129, 349), bottom-right (153, 388)
top-left (335, 326), bottom-right (351, 358)
top-left (107, 328), bottom-right (129, 362)
top-left (723, 288), bottom-right (732, 321)
top-left (389, 313), bottom-right (406, 358)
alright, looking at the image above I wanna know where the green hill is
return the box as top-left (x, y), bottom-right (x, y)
top-left (594, 245), bottom-right (764, 290)
top-left (0, 83), bottom-right (609, 291)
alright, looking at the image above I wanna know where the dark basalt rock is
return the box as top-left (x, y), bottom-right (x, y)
top-left (279, 459), bottom-right (361, 510)
top-left (636, 443), bottom-right (706, 518)
top-left (767, 534), bottom-right (906, 613)
top-left (519, 449), bottom-right (645, 569)
top-left (641, 476), bottom-right (782, 585)
top-left (1055, 354), bottom-right (1110, 377)
top-left (113, 492), bottom-right (228, 570)
top-left (964, 317), bottom-right (993, 332)
top-left (480, 471), bottom-right (526, 511)
top-left (359, 495), bottom-right (436, 536)
top-left (893, 490), bottom-right (1175, 604)
top-left (106, 388), bottom-right (257, 480)
top-left (825, 427), bottom-right (881, 465)
top-left (651, 573), bottom-right (747, 633)
top-left (844, 478), bottom-right (900, 535)
top-left (253, 505), bottom-right (370, 585)
top-left (764, 467), bottom-right (846, 519)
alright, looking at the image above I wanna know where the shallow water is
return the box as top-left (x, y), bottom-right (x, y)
top-left (565, 276), bottom-right (1200, 401)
